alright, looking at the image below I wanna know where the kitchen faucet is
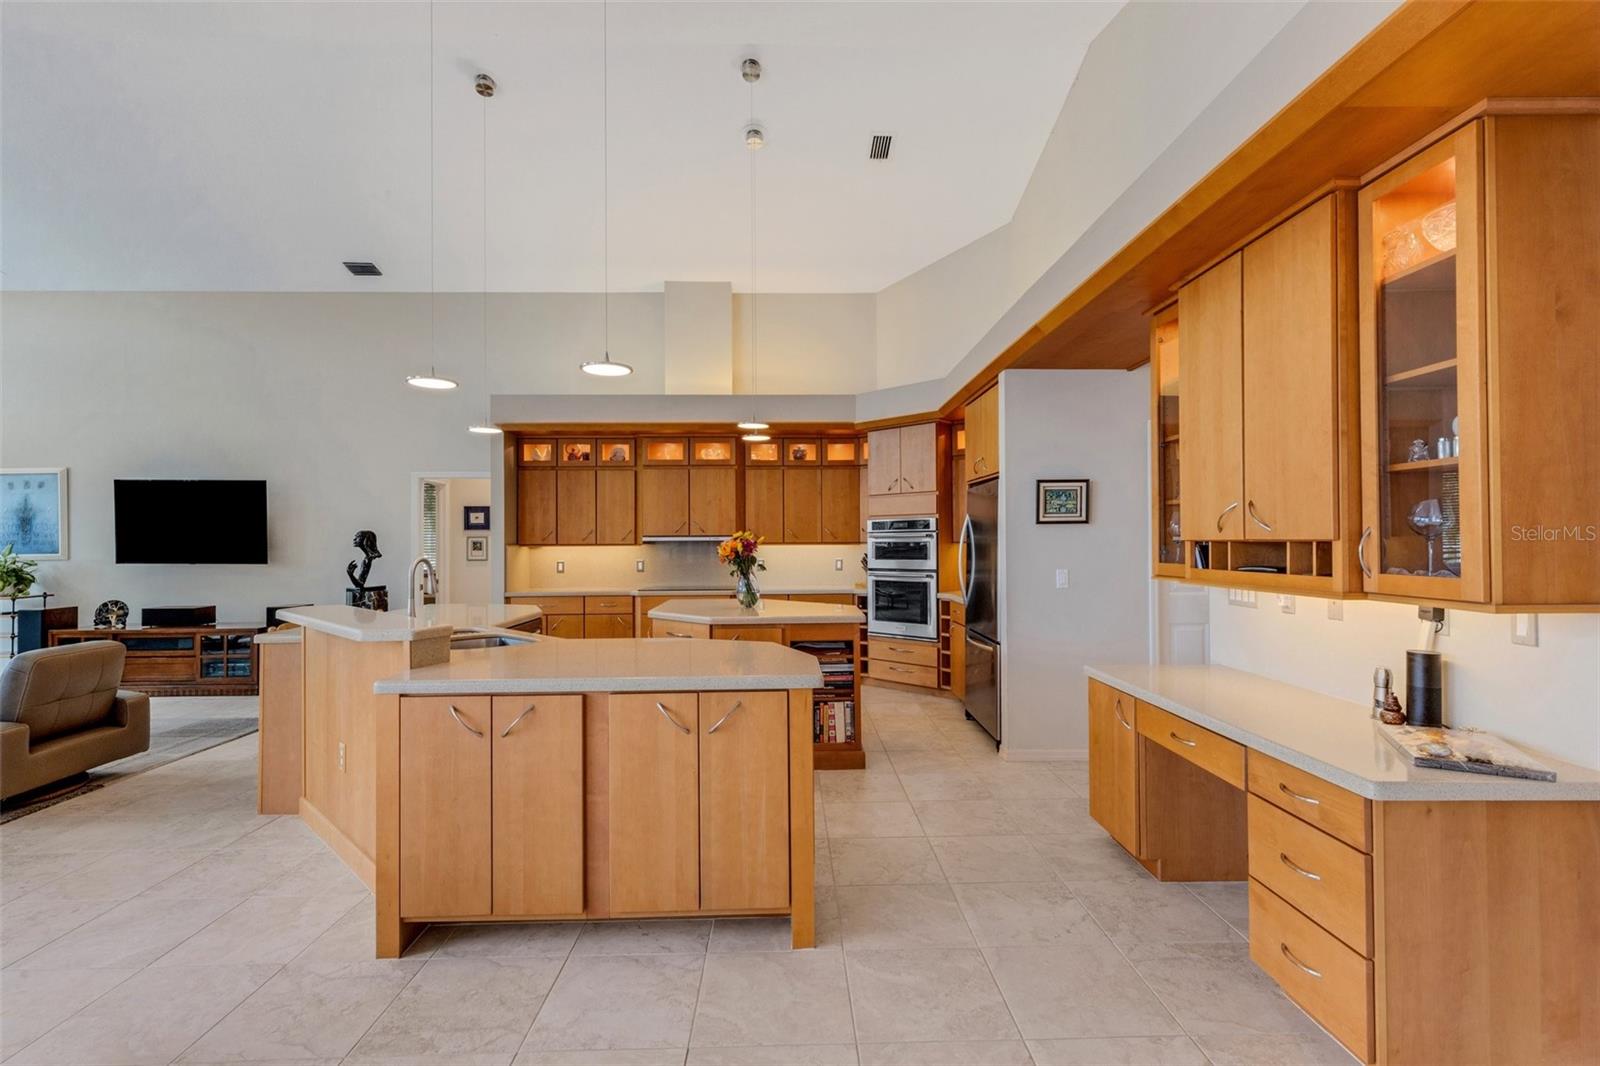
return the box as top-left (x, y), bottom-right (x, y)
top-left (408, 556), bottom-right (437, 619)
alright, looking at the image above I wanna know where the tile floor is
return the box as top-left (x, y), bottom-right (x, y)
top-left (0, 686), bottom-right (1355, 1065)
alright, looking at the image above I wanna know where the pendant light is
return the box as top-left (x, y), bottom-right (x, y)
top-left (408, 2), bottom-right (459, 391)
top-left (738, 58), bottom-right (767, 441)
top-left (580, 2), bottom-right (633, 378)
top-left (467, 73), bottom-right (502, 435)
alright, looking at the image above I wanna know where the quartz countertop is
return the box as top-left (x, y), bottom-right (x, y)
top-left (507, 585), bottom-right (860, 598)
top-left (279, 603), bottom-right (541, 643)
top-left (255, 628), bottom-right (303, 645)
top-left (374, 637), bottom-right (824, 695)
top-left (1085, 664), bottom-right (1600, 801)
top-left (648, 598), bottom-right (864, 626)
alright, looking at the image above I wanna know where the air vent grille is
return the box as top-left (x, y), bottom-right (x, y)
top-left (868, 134), bottom-right (892, 160)
top-left (343, 261), bottom-right (382, 276)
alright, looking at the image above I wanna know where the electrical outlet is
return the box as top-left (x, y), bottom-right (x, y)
top-left (1512, 613), bottom-right (1539, 647)
top-left (1055, 568), bottom-right (1069, 589)
top-left (1326, 599), bottom-right (1344, 621)
top-left (337, 741), bottom-right (346, 771)
top-left (635, 559), bottom-right (645, 572)
top-left (1227, 589), bottom-right (1257, 608)
top-left (834, 558), bottom-right (844, 571)
top-left (555, 560), bottom-right (565, 574)
top-left (1277, 594), bottom-right (1296, 615)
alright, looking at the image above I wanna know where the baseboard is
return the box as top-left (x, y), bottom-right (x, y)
top-left (999, 747), bottom-right (1087, 762)
top-left (298, 798), bottom-right (376, 891)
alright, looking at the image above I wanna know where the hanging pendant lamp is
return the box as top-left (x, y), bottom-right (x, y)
top-left (738, 58), bottom-right (765, 439)
top-left (408, 2), bottom-right (458, 391)
top-left (581, 2), bottom-right (633, 378)
top-left (468, 73), bottom-right (502, 434)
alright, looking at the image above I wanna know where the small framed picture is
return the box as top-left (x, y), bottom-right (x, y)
top-left (465, 535), bottom-right (489, 561)
top-left (463, 505), bottom-right (490, 531)
top-left (1036, 478), bottom-right (1089, 524)
top-left (0, 468), bottom-right (69, 559)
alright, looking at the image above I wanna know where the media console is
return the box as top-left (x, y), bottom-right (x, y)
top-left (49, 624), bottom-right (262, 696)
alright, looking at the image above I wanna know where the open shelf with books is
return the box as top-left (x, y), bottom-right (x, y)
top-left (790, 627), bottom-right (865, 771)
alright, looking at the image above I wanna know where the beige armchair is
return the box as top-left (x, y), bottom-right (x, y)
top-left (1, 641), bottom-right (150, 800)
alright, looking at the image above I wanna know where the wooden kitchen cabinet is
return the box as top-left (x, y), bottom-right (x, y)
top-left (516, 468), bottom-right (557, 545)
top-left (867, 422), bottom-right (941, 517)
top-left (1086, 679), bottom-right (1139, 856)
top-left (557, 470), bottom-right (597, 545)
top-left (688, 466), bottom-right (737, 538)
top-left (638, 466), bottom-right (689, 538)
top-left (782, 468), bottom-right (821, 543)
top-left (1179, 252), bottom-right (1245, 542)
top-left (866, 427), bottom-right (902, 495)
top-left (964, 387), bottom-right (999, 482)
top-left (543, 614), bottom-right (584, 639)
top-left (699, 691), bottom-right (789, 910)
top-left (595, 468), bottom-right (635, 544)
top-left (819, 466), bottom-right (860, 544)
top-left (398, 697), bottom-right (492, 918)
top-left (583, 614), bottom-right (635, 639)
top-left (745, 467), bottom-right (784, 542)
top-left (608, 692), bottom-right (700, 914)
top-left (491, 695), bottom-right (584, 916)
top-left (896, 422), bottom-right (937, 494)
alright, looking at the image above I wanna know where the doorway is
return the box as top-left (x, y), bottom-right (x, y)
top-left (411, 472), bottom-right (491, 605)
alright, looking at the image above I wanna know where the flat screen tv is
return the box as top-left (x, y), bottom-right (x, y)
top-left (114, 479), bottom-right (268, 564)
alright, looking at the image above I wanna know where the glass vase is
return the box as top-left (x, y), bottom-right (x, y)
top-left (735, 571), bottom-right (760, 609)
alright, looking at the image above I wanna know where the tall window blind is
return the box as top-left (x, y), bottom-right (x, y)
top-left (420, 481), bottom-right (441, 569)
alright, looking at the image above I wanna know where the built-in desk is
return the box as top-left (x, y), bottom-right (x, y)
top-left (1085, 664), bottom-right (1600, 1066)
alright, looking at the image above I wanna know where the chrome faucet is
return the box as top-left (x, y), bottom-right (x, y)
top-left (407, 556), bottom-right (438, 619)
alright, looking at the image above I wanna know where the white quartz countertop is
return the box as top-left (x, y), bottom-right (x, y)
top-left (374, 637), bottom-right (824, 695)
top-left (507, 585), bottom-right (860, 598)
top-left (648, 598), bottom-right (864, 625)
top-left (255, 628), bottom-right (303, 645)
top-left (279, 603), bottom-right (541, 643)
top-left (1085, 664), bottom-right (1600, 801)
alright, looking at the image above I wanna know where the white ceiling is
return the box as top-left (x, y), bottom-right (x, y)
top-left (1, 1), bottom-right (1122, 294)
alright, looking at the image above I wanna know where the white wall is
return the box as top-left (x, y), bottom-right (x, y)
top-left (438, 477), bottom-right (491, 605)
top-left (998, 369), bottom-right (1152, 757)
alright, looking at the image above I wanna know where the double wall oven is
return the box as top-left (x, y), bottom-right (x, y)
top-left (866, 517), bottom-right (938, 641)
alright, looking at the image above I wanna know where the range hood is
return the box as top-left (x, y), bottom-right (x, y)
top-left (641, 534), bottom-right (727, 544)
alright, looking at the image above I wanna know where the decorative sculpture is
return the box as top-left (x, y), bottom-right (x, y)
top-left (345, 530), bottom-right (388, 611)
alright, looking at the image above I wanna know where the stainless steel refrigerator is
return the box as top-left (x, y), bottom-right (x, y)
top-left (960, 478), bottom-right (1001, 746)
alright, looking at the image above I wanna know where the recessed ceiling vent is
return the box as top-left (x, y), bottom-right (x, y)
top-left (868, 134), bottom-right (892, 160)
top-left (343, 261), bottom-right (382, 277)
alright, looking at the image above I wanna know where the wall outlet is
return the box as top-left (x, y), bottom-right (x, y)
top-left (1055, 568), bottom-right (1069, 589)
top-left (1326, 599), bottom-right (1344, 621)
top-left (1227, 589), bottom-right (1257, 608)
top-left (337, 741), bottom-right (346, 771)
top-left (834, 558), bottom-right (845, 571)
top-left (555, 560), bottom-right (565, 574)
top-left (1512, 613), bottom-right (1539, 647)
top-left (1277, 594), bottom-right (1296, 615)
top-left (635, 559), bottom-right (646, 572)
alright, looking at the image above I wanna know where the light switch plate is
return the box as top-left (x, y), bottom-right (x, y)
top-left (1326, 599), bottom-right (1344, 621)
top-left (835, 558), bottom-right (845, 571)
top-left (1055, 568), bottom-right (1069, 589)
top-left (1227, 589), bottom-right (1257, 608)
top-left (635, 559), bottom-right (646, 572)
top-left (337, 742), bottom-right (345, 771)
top-left (1512, 613), bottom-right (1539, 647)
top-left (556, 560), bottom-right (565, 573)
top-left (1277, 594), bottom-right (1296, 615)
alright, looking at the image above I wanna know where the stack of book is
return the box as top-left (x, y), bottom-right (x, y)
top-left (814, 700), bottom-right (856, 743)
top-left (791, 639), bottom-right (857, 744)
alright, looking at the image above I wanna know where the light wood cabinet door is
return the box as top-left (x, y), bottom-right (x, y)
top-left (517, 468), bottom-right (557, 545)
top-left (544, 614), bottom-right (584, 639)
top-left (689, 467), bottom-right (737, 538)
top-left (1086, 680), bottom-right (1139, 856)
top-left (557, 469), bottom-right (597, 545)
top-left (583, 613), bottom-right (634, 639)
top-left (608, 692), bottom-right (699, 914)
top-left (820, 466), bottom-right (860, 544)
top-left (949, 621), bottom-right (967, 699)
top-left (783, 468), bottom-right (821, 543)
top-left (745, 467), bottom-right (785, 543)
top-left (699, 691), bottom-right (789, 911)
top-left (595, 468), bottom-right (635, 544)
top-left (897, 422), bottom-right (938, 495)
top-left (638, 467), bottom-right (689, 538)
top-left (966, 390), bottom-right (998, 482)
top-left (1179, 252), bottom-right (1245, 541)
top-left (491, 695), bottom-right (584, 916)
top-left (399, 696), bottom-right (491, 918)
top-left (866, 428), bottom-right (902, 495)
top-left (1243, 195), bottom-right (1338, 541)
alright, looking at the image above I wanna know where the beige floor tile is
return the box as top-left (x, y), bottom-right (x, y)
top-left (1192, 1031), bottom-right (1359, 1065)
top-left (0, 894), bottom-right (120, 967)
top-left (522, 953), bottom-right (703, 1051)
top-left (255, 849), bottom-right (370, 899)
top-left (858, 1040), bottom-right (1033, 1064)
top-left (707, 917), bottom-right (792, 953)
top-left (153, 894), bottom-right (357, 966)
top-left (1028, 831), bottom-right (1149, 883)
top-left (845, 948), bottom-right (1018, 1044)
top-left (571, 919), bottom-right (712, 955)
top-left (10, 895), bottom-right (238, 970)
top-left (517, 1051), bottom-right (686, 1066)
top-left (894, 771), bottom-right (994, 802)
top-left (1027, 1035), bottom-right (1208, 1065)
top-left (0, 850), bottom-right (100, 904)
top-left (930, 836), bottom-right (1055, 884)
top-left (228, 816), bottom-right (329, 854)
top-left (435, 921), bottom-right (582, 957)
top-left (823, 801), bottom-right (925, 838)
top-left (1131, 941), bottom-right (1324, 1039)
top-left (815, 836), bottom-right (836, 885)
top-left (691, 949), bottom-right (853, 1047)
top-left (829, 837), bottom-right (945, 885)
top-left (817, 769), bottom-right (907, 803)
top-left (982, 944), bottom-right (1183, 1040)
top-left (910, 800), bottom-right (1016, 836)
top-left (689, 1045), bottom-right (856, 1065)
top-left (996, 797), bottom-right (1094, 837)
top-left (8, 963), bottom-right (278, 1065)
top-left (0, 966), bottom-right (136, 1058)
top-left (1066, 878), bottom-right (1239, 961)
top-left (346, 956), bottom-right (564, 1064)
top-left (874, 729), bottom-right (954, 753)
top-left (139, 846), bottom-right (317, 900)
top-left (952, 882), bottom-right (1097, 947)
top-left (20, 848), bottom-right (211, 903)
top-left (884, 750), bottom-right (967, 775)
top-left (290, 898), bottom-right (442, 965)
top-left (1186, 881), bottom-right (1249, 937)
top-left (834, 883), bottom-right (975, 949)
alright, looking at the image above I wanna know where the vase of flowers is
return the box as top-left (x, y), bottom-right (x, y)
top-left (718, 530), bottom-right (766, 609)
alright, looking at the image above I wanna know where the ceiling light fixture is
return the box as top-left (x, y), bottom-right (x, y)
top-left (737, 56), bottom-right (766, 441)
top-left (581, 2), bottom-right (633, 379)
top-left (406, 372), bottom-right (458, 390)
top-left (744, 125), bottom-right (765, 151)
top-left (407, 2), bottom-right (458, 391)
top-left (736, 420), bottom-right (769, 431)
top-left (467, 73), bottom-right (502, 436)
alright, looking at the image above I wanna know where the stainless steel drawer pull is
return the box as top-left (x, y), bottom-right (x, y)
top-left (707, 700), bottom-right (743, 735)
top-left (1169, 731), bottom-right (1198, 748)
top-left (1280, 943), bottom-right (1323, 979)
top-left (1279, 782), bottom-right (1322, 806)
top-left (500, 703), bottom-right (535, 738)
top-left (1280, 852), bottom-right (1322, 881)
top-left (1246, 499), bottom-right (1273, 533)
top-left (1113, 700), bottom-right (1133, 731)
top-left (655, 701), bottom-right (691, 735)
top-left (1216, 501), bottom-right (1239, 532)
top-left (448, 704), bottom-right (484, 738)
top-left (1357, 526), bottom-right (1373, 579)
top-left (669, 632), bottom-right (693, 638)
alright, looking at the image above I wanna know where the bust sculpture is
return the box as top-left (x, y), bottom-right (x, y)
top-left (345, 530), bottom-right (389, 611)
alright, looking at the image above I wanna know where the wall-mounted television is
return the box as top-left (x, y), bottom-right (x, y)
top-left (114, 479), bottom-right (268, 564)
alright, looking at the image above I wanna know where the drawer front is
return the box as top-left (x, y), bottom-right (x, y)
top-left (582, 614), bottom-right (635, 639)
top-left (868, 659), bottom-right (937, 688)
top-left (654, 619), bottom-right (711, 640)
top-left (508, 595), bottom-right (585, 615)
top-left (1248, 750), bottom-right (1371, 852)
top-left (1249, 880), bottom-right (1373, 1063)
top-left (1247, 794), bottom-right (1371, 955)
top-left (544, 614), bottom-right (585, 640)
top-left (1135, 702), bottom-right (1246, 789)
top-left (870, 638), bottom-right (937, 668)
top-left (584, 595), bottom-right (633, 615)
top-left (712, 626), bottom-right (785, 643)
top-left (122, 655), bottom-right (195, 682)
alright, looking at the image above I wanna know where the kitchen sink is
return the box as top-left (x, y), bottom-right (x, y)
top-left (449, 630), bottom-right (539, 650)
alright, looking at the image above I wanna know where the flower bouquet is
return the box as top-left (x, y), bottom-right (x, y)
top-left (717, 530), bottom-right (767, 609)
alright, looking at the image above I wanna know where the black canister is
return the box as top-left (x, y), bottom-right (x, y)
top-left (1406, 649), bottom-right (1443, 727)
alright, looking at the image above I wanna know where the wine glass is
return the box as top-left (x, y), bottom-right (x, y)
top-left (1408, 499), bottom-right (1445, 576)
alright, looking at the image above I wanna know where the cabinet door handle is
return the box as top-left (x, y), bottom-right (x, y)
top-left (1113, 699), bottom-right (1133, 731)
top-left (1216, 501), bottom-right (1239, 532)
top-left (1280, 943), bottom-right (1322, 979)
top-left (585, 528), bottom-right (594, 542)
top-left (448, 704), bottom-right (485, 739)
top-left (902, 476), bottom-right (915, 490)
top-left (1278, 782), bottom-right (1321, 806)
top-left (676, 521), bottom-right (688, 533)
top-left (1279, 852), bottom-right (1322, 881)
top-left (1357, 526), bottom-right (1373, 579)
top-left (1246, 500), bottom-right (1273, 533)
top-left (974, 458), bottom-right (986, 473)
top-left (891, 477), bottom-right (901, 490)
top-left (500, 703), bottom-right (536, 738)
top-left (654, 700), bottom-right (692, 734)
top-left (706, 699), bottom-right (743, 735)
top-left (823, 527), bottom-right (836, 540)
top-left (1169, 731), bottom-right (1198, 748)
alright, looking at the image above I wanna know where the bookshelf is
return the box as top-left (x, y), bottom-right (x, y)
top-left (788, 620), bottom-right (864, 771)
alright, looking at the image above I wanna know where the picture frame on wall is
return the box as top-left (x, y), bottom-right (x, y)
top-left (1036, 478), bottom-right (1089, 524)
top-left (463, 505), bottom-right (490, 531)
top-left (465, 535), bottom-right (489, 561)
top-left (0, 468), bottom-right (69, 559)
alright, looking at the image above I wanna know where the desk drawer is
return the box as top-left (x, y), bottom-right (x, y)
top-left (1136, 702), bottom-right (1245, 789)
top-left (1249, 880), bottom-right (1373, 1063)
top-left (713, 626), bottom-right (785, 643)
top-left (653, 619), bottom-right (710, 640)
top-left (1248, 795), bottom-right (1371, 955)
top-left (584, 596), bottom-right (633, 615)
top-left (1248, 751), bottom-right (1371, 852)
top-left (868, 660), bottom-right (937, 688)
top-left (870, 638), bottom-right (937, 668)
top-left (508, 596), bottom-right (585, 615)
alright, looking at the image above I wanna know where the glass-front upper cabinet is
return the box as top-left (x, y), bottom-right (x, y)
top-left (1150, 303), bottom-right (1182, 577)
top-left (1359, 123), bottom-right (1487, 602)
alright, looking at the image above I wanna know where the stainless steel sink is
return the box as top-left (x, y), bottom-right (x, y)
top-left (449, 630), bottom-right (539, 650)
